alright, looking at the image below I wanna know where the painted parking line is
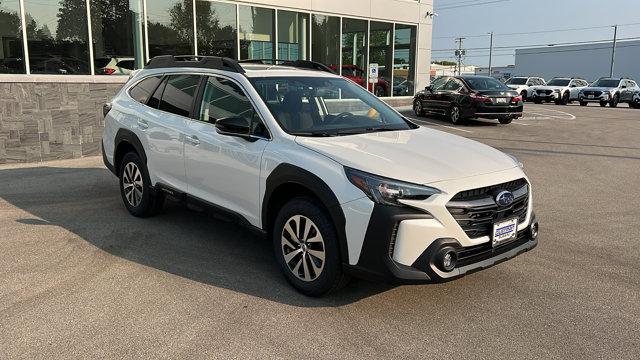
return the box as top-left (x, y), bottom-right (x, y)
top-left (522, 107), bottom-right (577, 120)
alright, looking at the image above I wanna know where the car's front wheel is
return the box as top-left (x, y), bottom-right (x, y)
top-left (273, 198), bottom-right (349, 296)
top-left (119, 152), bottom-right (164, 217)
top-left (610, 94), bottom-right (619, 108)
top-left (413, 99), bottom-right (424, 117)
top-left (449, 104), bottom-right (465, 124)
top-left (600, 100), bottom-right (608, 107)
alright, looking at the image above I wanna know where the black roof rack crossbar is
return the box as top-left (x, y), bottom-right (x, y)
top-left (237, 59), bottom-right (336, 74)
top-left (145, 55), bottom-right (245, 73)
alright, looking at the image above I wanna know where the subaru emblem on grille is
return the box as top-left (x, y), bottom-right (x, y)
top-left (495, 191), bottom-right (515, 206)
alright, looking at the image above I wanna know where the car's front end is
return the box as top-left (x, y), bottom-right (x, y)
top-left (579, 87), bottom-right (615, 103)
top-left (531, 86), bottom-right (563, 102)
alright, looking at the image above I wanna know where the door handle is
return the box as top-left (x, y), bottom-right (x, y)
top-left (137, 119), bottom-right (149, 130)
top-left (185, 135), bottom-right (200, 146)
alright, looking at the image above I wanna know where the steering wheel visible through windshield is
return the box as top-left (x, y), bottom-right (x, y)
top-left (248, 76), bottom-right (415, 136)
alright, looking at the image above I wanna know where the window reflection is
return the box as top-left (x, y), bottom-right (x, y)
top-left (239, 5), bottom-right (274, 60)
top-left (147, 0), bottom-right (194, 58)
top-left (393, 24), bottom-right (416, 96)
top-left (311, 15), bottom-right (339, 70)
top-left (0, 0), bottom-right (25, 74)
top-left (341, 18), bottom-right (368, 90)
top-left (90, 0), bottom-right (145, 75)
top-left (196, 0), bottom-right (237, 58)
top-left (369, 21), bottom-right (393, 97)
top-left (277, 10), bottom-right (308, 61)
top-left (24, 0), bottom-right (91, 75)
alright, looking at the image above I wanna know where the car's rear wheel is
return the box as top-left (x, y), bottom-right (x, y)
top-left (374, 86), bottom-right (385, 97)
top-left (119, 152), bottom-right (164, 217)
top-left (413, 99), bottom-right (424, 117)
top-left (610, 94), bottom-right (619, 108)
top-left (449, 104), bottom-right (465, 124)
top-left (600, 100), bottom-right (608, 107)
top-left (498, 116), bottom-right (513, 124)
top-left (273, 197), bottom-right (349, 296)
top-left (520, 90), bottom-right (528, 102)
top-left (561, 92), bottom-right (570, 105)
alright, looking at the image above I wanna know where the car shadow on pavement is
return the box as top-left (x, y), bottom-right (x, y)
top-left (0, 165), bottom-right (393, 307)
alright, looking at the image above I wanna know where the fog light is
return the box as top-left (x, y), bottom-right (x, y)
top-left (436, 247), bottom-right (458, 272)
top-left (530, 221), bottom-right (539, 240)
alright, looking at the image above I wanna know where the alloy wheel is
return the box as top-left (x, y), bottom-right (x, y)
top-left (281, 215), bottom-right (326, 282)
top-left (122, 162), bottom-right (143, 207)
top-left (450, 106), bottom-right (460, 123)
top-left (413, 100), bottom-right (423, 116)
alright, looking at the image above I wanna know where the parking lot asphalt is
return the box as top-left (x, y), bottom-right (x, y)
top-left (1, 103), bottom-right (639, 359)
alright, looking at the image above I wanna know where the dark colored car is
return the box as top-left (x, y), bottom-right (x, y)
top-left (413, 75), bottom-right (524, 125)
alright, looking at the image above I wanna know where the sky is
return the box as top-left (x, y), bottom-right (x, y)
top-left (431, 0), bottom-right (640, 67)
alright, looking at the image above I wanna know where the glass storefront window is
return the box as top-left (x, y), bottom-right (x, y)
top-left (147, 0), bottom-right (195, 58)
top-left (342, 18), bottom-right (368, 89)
top-left (90, 0), bottom-right (145, 75)
top-left (196, 0), bottom-right (237, 58)
top-left (238, 5), bottom-right (274, 60)
top-left (369, 21), bottom-right (393, 97)
top-left (393, 24), bottom-right (417, 96)
top-left (311, 15), bottom-right (339, 70)
top-left (0, 0), bottom-right (25, 74)
top-left (24, 0), bottom-right (91, 75)
top-left (277, 10), bottom-right (308, 61)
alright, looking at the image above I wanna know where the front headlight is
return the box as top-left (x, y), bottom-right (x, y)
top-left (506, 153), bottom-right (524, 169)
top-left (345, 167), bottom-right (440, 207)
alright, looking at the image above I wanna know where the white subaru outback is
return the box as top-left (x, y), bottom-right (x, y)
top-left (102, 56), bottom-right (539, 296)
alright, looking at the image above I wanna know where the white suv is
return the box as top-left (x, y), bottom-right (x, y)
top-left (531, 78), bottom-right (589, 105)
top-left (102, 56), bottom-right (539, 296)
top-left (505, 76), bottom-right (546, 100)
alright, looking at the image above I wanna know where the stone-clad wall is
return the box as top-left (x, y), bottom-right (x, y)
top-left (0, 80), bottom-right (124, 164)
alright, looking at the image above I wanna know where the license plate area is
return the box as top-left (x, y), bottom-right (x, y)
top-left (494, 97), bottom-right (509, 104)
top-left (492, 217), bottom-right (518, 247)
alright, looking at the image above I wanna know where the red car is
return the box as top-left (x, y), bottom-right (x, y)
top-left (330, 64), bottom-right (390, 97)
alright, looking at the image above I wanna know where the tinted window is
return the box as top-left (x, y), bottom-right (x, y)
top-left (506, 78), bottom-right (527, 85)
top-left (196, 1), bottom-right (237, 58)
top-left (116, 60), bottom-right (135, 70)
top-left (239, 5), bottom-right (274, 60)
top-left (547, 79), bottom-right (571, 86)
top-left (464, 77), bottom-right (510, 91)
top-left (200, 77), bottom-right (267, 137)
top-left (147, 0), bottom-right (194, 58)
top-left (0, 0), bottom-right (25, 74)
top-left (591, 79), bottom-right (621, 87)
top-left (430, 77), bottom-right (448, 91)
top-left (312, 15), bottom-right (340, 71)
top-left (148, 77), bottom-right (167, 109)
top-left (159, 75), bottom-right (201, 117)
top-left (129, 76), bottom-right (163, 104)
top-left (394, 24), bottom-right (417, 96)
top-left (443, 79), bottom-right (462, 91)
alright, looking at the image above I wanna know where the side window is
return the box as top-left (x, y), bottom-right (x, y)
top-left (158, 75), bottom-right (202, 117)
top-left (430, 77), bottom-right (448, 91)
top-left (147, 77), bottom-right (167, 109)
top-left (199, 77), bottom-right (268, 137)
top-left (443, 79), bottom-right (462, 91)
top-left (129, 76), bottom-right (163, 104)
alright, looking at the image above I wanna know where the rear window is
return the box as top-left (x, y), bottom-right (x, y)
top-left (158, 75), bottom-right (201, 117)
top-left (464, 77), bottom-right (509, 91)
top-left (129, 76), bottom-right (163, 104)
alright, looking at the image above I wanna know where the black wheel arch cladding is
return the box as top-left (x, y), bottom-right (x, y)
top-left (114, 128), bottom-right (147, 172)
top-left (263, 163), bottom-right (349, 264)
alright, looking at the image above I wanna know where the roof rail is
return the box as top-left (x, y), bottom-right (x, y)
top-left (145, 55), bottom-right (245, 73)
top-left (238, 59), bottom-right (336, 74)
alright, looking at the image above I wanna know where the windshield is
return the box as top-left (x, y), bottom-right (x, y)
top-left (505, 78), bottom-right (527, 85)
top-left (249, 76), bottom-right (414, 136)
top-left (547, 79), bottom-right (571, 86)
top-left (464, 77), bottom-right (510, 91)
top-left (591, 79), bottom-right (620, 88)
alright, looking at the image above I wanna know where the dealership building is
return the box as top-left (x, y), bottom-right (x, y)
top-left (0, 0), bottom-right (433, 163)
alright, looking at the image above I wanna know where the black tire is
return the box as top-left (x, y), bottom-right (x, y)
top-left (534, 98), bottom-right (542, 104)
top-left (632, 98), bottom-right (640, 109)
top-left (449, 104), bottom-right (465, 124)
top-left (374, 86), bottom-right (385, 97)
top-left (498, 116), bottom-right (513, 124)
top-left (119, 152), bottom-right (164, 217)
top-left (561, 92), bottom-right (570, 105)
top-left (600, 101), bottom-right (608, 107)
top-left (610, 94), bottom-right (619, 108)
top-left (272, 197), bottom-right (349, 296)
top-left (413, 99), bottom-right (424, 117)
top-left (580, 100), bottom-right (588, 106)
top-left (520, 90), bottom-right (528, 102)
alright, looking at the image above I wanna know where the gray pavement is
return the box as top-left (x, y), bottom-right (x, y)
top-left (1, 103), bottom-right (639, 359)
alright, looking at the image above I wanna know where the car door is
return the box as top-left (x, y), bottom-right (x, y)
top-left (132, 74), bottom-right (198, 191)
top-left (422, 76), bottom-right (449, 114)
top-left (568, 80), bottom-right (581, 99)
top-left (440, 78), bottom-right (465, 111)
top-left (619, 80), bottom-right (632, 102)
top-left (184, 75), bottom-right (269, 226)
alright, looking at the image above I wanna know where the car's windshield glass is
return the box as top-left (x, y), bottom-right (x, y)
top-left (547, 79), bottom-right (571, 86)
top-left (249, 76), bottom-right (414, 136)
top-left (591, 79), bottom-right (620, 87)
top-left (506, 78), bottom-right (527, 85)
top-left (464, 77), bottom-right (510, 90)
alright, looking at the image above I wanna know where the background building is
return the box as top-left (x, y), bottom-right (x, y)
top-left (474, 65), bottom-right (515, 82)
top-left (513, 39), bottom-right (640, 82)
top-left (0, 0), bottom-right (434, 163)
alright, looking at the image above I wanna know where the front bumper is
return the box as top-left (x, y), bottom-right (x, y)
top-left (346, 203), bottom-right (538, 284)
top-left (579, 94), bottom-right (610, 102)
top-left (532, 92), bottom-right (559, 101)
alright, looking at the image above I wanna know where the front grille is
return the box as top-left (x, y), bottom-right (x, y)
top-left (536, 90), bottom-right (553, 95)
top-left (456, 230), bottom-right (530, 267)
top-left (447, 179), bottom-right (529, 239)
top-left (584, 90), bottom-right (602, 97)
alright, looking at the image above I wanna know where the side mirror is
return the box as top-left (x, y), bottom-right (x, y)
top-left (215, 116), bottom-right (252, 139)
top-left (620, 85), bottom-right (627, 89)
top-left (570, 84), bottom-right (577, 88)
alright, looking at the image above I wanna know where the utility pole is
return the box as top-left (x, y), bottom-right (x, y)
top-left (488, 32), bottom-right (494, 77)
top-left (455, 37), bottom-right (465, 75)
top-left (610, 25), bottom-right (618, 77)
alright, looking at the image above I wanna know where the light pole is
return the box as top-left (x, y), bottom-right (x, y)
top-left (610, 25), bottom-right (618, 77)
top-left (488, 32), bottom-right (494, 77)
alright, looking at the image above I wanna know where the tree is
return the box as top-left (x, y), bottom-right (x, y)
top-left (434, 60), bottom-right (457, 66)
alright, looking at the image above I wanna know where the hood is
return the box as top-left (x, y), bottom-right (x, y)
top-left (295, 127), bottom-right (518, 185)
top-left (582, 86), bottom-right (615, 92)
top-left (533, 85), bottom-right (564, 91)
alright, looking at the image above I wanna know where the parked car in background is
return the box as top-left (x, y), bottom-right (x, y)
top-left (393, 78), bottom-right (414, 96)
top-left (578, 78), bottom-right (640, 107)
top-left (631, 90), bottom-right (640, 109)
top-left (95, 57), bottom-right (136, 75)
top-left (331, 64), bottom-right (391, 97)
top-left (504, 76), bottom-right (546, 101)
top-left (413, 75), bottom-right (523, 124)
top-left (530, 77), bottom-right (589, 105)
